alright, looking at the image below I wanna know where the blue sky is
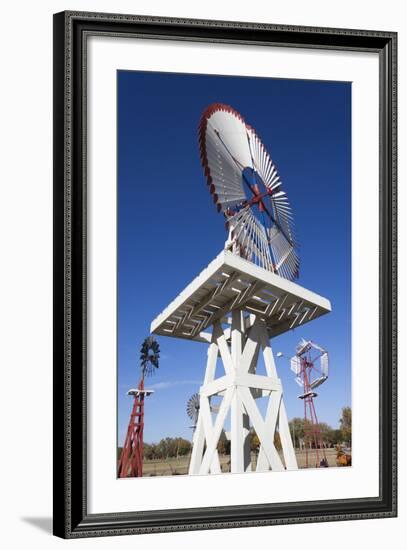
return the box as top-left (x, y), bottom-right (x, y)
top-left (117, 70), bottom-right (351, 446)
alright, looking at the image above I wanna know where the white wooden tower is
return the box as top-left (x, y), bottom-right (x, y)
top-left (151, 251), bottom-right (331, 475)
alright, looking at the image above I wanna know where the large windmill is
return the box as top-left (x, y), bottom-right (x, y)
top-left (151, 104), bottom-right (331, 475)
top-left (118, 336), bottom-right (160, 478)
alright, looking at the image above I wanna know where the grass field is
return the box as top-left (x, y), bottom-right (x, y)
top-left (140, 448), bottom-right (347, 476)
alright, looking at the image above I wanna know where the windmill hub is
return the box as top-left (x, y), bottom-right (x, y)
top-left (241, 167), bottom-right (273, 212)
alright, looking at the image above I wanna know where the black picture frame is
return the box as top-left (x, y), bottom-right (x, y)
top-left (53, 10), bottom-right (397, 539)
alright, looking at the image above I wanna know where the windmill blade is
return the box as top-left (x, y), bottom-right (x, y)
top-left (320, 352), bottom-right (329, 377)
top-left (247, 129), bottom-right (281, 192)
top-left (290, 356), bottom-right (301, 376)
top-left (294, 376), bottom-right (303, 387)
top-left (311, 342), bottom-right (327, 354)
top-left (199, 103), bottom-right (299, 280)
top-left (199, 104), bottom-right (250, 213)
top-left (310, 375), bottom-right (328, 390)
top-left (140, 336), bottom-right (160, 378)
top-left (227, 207), bottom-right (274, 269)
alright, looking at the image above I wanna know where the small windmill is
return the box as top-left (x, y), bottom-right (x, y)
top-left (187, 393), bottom-right (219, 431)
top-left (290, 339), bottom-right (329, 468)
top-left (187, 393), bottom-right (201, 431)
top-left (118, 336), bottom-right (160, 477)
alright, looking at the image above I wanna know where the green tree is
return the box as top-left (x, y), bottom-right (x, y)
top-left (289, 418), bottom-right (337, 448)
top-left (150, 443), bottom-right (160, 459)
top-left (339, 407), bottom-right (352, 445)
top-left (143, 437), bottom-right (193, 459)
top-left (318, 422), bottom-right (334, 447)
top-left (174, 437), bottom-right (192, 457)
top-left (289, 417), bottom-right (305, 447)
top-left (157, 437), bottom-right (171, 458)
top-left (143, 443), bottom-right (153, 460)
top-left (332, 429), bottom-right (342, 445)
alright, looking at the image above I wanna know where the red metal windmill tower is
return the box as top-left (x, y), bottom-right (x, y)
top-left (118, 336), bottom-right (160, 477)
top-left (290, 339), bottom-right (329, 468)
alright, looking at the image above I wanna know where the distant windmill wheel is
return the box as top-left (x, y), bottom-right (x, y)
top-left (186, 393), bottom-right (219, 430)
top-left (186, 393), bottom-right (200, 426)
top-left (140, 336), bottom-right (160, 378)
top-left (290, 339), bottom-right (329, 391)
top-left (199, 103), bottom-right (299, 280)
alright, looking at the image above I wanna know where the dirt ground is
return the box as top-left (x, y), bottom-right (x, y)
top-left (141, 448), bottom-right (347, 476)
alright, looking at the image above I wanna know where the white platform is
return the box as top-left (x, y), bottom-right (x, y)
top-left (150, 251), bottom-right (331, 342)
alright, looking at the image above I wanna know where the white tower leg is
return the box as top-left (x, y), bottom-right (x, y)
top-left (230, 311), bottom-right (251, 472)
top-left (188, 327), bottom-right (222, 475)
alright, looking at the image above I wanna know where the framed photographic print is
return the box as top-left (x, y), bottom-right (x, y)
top-left (53, 11), bottom-right (397, 538)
